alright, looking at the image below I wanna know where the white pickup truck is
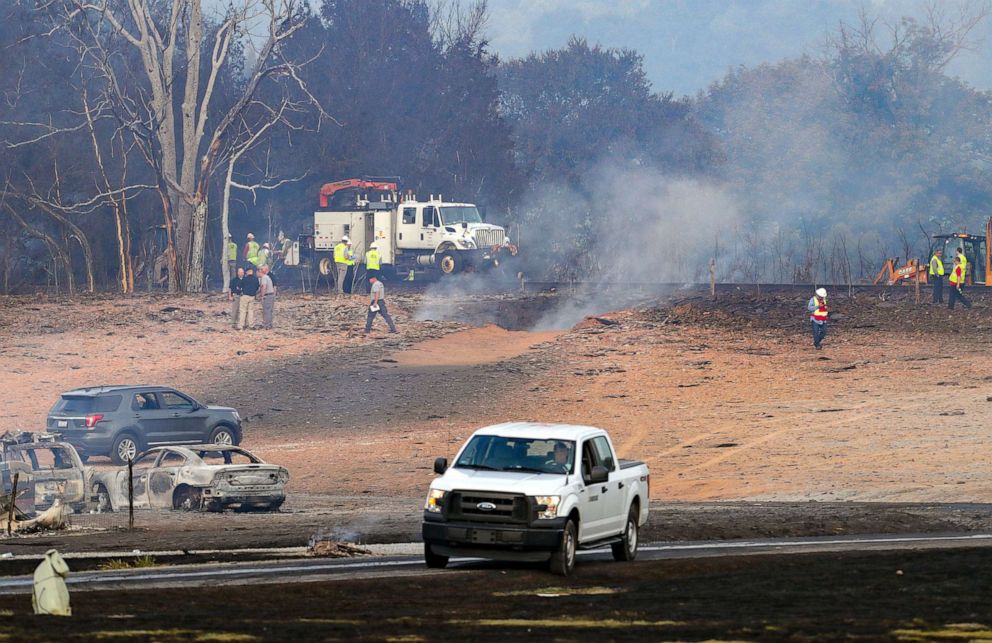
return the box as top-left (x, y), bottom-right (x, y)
top-left (422, 422), bottom-right (650, 575)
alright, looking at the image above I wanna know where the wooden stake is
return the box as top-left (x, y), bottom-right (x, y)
top-left (7, 473), bottom-right (18, 536)
top-left (127, 457), bottom-right (134, 530)
top-left (709, 258), bottom-right (716, 300)
top-left (915, 268), bottom-right (921, 304)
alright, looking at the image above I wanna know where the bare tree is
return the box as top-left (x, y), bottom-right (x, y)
top-left (44, 0), bottom-right (326, 292)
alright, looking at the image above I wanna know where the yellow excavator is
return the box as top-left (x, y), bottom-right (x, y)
top-left (874, 217), bottom-right (991, 286)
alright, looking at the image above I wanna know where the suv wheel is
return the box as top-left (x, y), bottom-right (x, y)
top-left (111, 434), bottom-right (139, 465)
top-left (209, 426), bottom-right (236, 446)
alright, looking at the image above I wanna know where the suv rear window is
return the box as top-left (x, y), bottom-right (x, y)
top-left (55, 395), bottom-right (122, 414)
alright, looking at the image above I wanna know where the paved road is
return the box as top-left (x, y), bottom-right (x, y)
top-left (5, 532), bottom-right (992, 594)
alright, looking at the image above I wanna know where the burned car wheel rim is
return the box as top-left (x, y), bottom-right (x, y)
top-left (117, 439), bottom-right (137, 462)
top-left (93, 485), bottom-right (111, 513)
top-left (212, 430), bottom-right (234, 445)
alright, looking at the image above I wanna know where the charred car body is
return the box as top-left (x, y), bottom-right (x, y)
top-left (88, 445), bottom-right (288, 513)
top-left (0, 433), bottom-right (86, 513)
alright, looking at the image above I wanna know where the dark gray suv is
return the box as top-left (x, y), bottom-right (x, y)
top-left (46, 386), bottom-right (243, 464)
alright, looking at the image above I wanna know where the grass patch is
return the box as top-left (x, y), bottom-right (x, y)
top-left (449, 618), bottom-right (683, 629)
top-left (92, 630), bottom-right (257, 641)
top-left (493, 585), bottom-right (621, 597)
top-left (892, 623), bottom-right (992, 641)
top-left (97, 556), bottom-right (157, 571)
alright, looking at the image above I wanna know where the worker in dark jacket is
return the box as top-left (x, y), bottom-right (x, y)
top-left (948, 257), bottom-right (972, 310)
top-left (228, 267), bottom-right (245, 329)
top-left (929, 248), bottom-right (944, 304)
top-left (807, 287), bottom-right (828, 350)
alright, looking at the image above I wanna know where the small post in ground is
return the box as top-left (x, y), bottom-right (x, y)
top-left (709, 258), bottom-right (716, 300)
top-left (7, 473), bottom-right (18, 536)
top-left (915, 268), bottom-right (920, 304)
top-left (127, 457), bottom-right (134, 530)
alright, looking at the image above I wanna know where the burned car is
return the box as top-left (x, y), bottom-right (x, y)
top-left (88, 445), bottom-right (288, 512)
top-left (0, 433), bottom-right (86, 512)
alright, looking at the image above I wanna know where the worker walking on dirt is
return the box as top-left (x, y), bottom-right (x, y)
top-left (364, 275), bottom-right (397, 335)
top-left (334, 236), bottom-right (356, 295)
top-left (228, 267), bottom-right (245, 329)
top-left (929, 248), bottom-right (945, 304)
top-left (807, 287), bottom-right (829, 350)
top-left (948, 257), bottom-right (972, 310)
top-left (243, 233), bottom-right (260, 266)
top-left (956, 247), bottom-right (968, 286)
top-left (238, 266), bottom-right (260, 330)
top-left (258, 265), bottom-right (275, 330)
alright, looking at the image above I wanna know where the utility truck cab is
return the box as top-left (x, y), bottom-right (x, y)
top-left (422, 422), bottom-right (650, 576)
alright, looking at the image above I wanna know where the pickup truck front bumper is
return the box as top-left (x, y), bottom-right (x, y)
top-left (423, 515), bottom-right (567, 562)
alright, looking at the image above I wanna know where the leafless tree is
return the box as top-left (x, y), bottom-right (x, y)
top-left (42, 0), bottom-right (327, 292)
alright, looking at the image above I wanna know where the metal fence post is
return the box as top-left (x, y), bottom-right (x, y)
top-left (127, 457), bottom-right (134, 530)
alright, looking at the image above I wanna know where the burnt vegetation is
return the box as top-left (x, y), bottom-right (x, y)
top-left (1, 0), bottom-right (991, 292)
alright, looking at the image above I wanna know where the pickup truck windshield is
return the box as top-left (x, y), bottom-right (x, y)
top-left (439, 206), bottom-right (482, 225)
top-left (454, 435), bottom-right (575, 474)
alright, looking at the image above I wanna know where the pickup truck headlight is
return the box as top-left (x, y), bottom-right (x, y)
top-left (425, 488), bottom-right (447, 513)
top-left (534, 495), bottom-right (561, 520)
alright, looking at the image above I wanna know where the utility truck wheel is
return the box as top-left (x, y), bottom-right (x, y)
top-left (438, 252), bottom-right (461, 275)
top-left (424, 543), bottom-right (449, 569)
top-left (318, 257), bottom-right (333, 276)
top-left (612, 505), bottom-right (639, 562)
top-left (549, 520), bottom-right (577, 576)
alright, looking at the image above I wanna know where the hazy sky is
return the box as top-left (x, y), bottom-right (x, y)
top-left (484, 0), bottom-right (992, 96)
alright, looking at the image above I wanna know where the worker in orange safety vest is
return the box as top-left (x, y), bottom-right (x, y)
top-left (806, 287), bottom-right (829, 350)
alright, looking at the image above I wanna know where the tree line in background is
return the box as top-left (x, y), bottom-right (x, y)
top-left (0, 0), bottom-right (990, 293)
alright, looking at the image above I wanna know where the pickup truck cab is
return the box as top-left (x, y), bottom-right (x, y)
top-left (422, 422), bottom-right (649, 575)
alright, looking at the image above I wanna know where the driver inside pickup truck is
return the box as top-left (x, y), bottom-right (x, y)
top-left (546, 442), bottom-right (573, 472)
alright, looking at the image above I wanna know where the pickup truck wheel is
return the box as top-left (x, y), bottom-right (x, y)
top-left (424, 543), bottom-right (449, 569)
top-left (612, 507), bottom-right (639, 562)
top-left (549, 520), bottom-right (577, 576)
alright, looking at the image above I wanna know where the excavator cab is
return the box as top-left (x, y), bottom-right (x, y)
top-left (935, 234), bottom-right (987, 285)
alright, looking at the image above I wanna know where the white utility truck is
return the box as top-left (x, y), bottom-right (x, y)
top-left (286, 178), bottom-right (516, 281)
top-left (422, 422), bottom-right (650, 576)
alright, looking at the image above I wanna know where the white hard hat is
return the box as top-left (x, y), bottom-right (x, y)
top-left (247, 232), bottom-right (255, 239)
top-left (369, 241), bottom-right (379, 249)
top-left (342, 235), bottom-right (350, 243)
top-left (815, 288), bottom-right (827, 297)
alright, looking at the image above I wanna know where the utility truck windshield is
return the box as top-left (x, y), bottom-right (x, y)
top-left (454, 435), bottom-right (575, 474)
top-left (440, 206), bottom-right (482, 225)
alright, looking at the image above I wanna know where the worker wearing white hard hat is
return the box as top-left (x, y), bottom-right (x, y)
top-left (365, 240), bottom-right (382, 287)
top-left (807, 288), bottom-right (829, 350)
top-left (333, 235), bottom-right (356, 296)
top-left (243, 233), bottom-right (260, 266)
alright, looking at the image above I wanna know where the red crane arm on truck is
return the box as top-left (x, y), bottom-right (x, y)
top-left (318, 179), bottom-right (398, 208)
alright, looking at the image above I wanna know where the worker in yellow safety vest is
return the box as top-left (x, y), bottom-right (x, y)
top-left (333, 235), bottom-right (356, 295)
top-left (948, 256), bottom-right (972, 310)
top-left (365, 241), bottom-right (381, 280)
top-left (929, 248), bottom-right (944, 304)
top-left (226, 235), bottom-right (238, 276)
top-left (243, 233), bottom-right (260, 265)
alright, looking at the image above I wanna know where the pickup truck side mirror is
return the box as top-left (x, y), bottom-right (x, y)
top-left (589, 465), bottom-right (609, 484)
top-left (433, 457), bottom-right (448, 475)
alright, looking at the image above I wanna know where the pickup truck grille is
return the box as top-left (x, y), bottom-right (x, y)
top-left (472, 229), bottom-right (505, 248)
top-left (448, 491), bottom-right (528, 524)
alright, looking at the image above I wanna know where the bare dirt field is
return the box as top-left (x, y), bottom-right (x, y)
top-left (2, 285), bottom-right (992, 552)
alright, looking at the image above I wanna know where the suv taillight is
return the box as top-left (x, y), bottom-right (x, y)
top-left (85, 414), bottom-right (104, 428)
